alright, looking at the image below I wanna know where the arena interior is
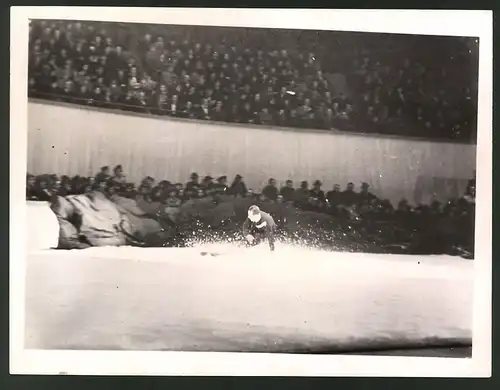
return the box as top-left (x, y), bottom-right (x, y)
top-left (24, 19), bottom-right (478, 357)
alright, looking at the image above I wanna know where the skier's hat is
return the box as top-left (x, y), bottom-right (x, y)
top-left (248, 205), bottom-right (261, 215)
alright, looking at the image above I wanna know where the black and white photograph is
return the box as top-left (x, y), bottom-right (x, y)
top-left (10, 8), bottom-right (492, 377)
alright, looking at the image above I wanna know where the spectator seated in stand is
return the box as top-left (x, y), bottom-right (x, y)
top-left (228, 174), bottom-right (247, 197)
top-left (280, 180), bottom-right (295, 203)
top-left (262, 178), bottom-right (279, 202)
top-left (28, 20), bottom-right (478, 142)
top-left (309, 180), bottom-right (326, 210)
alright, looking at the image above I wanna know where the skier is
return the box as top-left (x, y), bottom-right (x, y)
top-left (242, 205), bottom-right (276, 251)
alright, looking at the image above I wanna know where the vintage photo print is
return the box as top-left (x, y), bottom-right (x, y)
top-left (10, 8), bottom-right (492, 376)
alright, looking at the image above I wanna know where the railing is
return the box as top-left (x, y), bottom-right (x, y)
top-left (28, 90), bottom-right (476, 145)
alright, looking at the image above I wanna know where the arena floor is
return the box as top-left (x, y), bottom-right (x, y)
top-left (24, 243), bottom-right (473, 357)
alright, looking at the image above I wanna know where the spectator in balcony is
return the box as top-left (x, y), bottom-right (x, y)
top-left (336, 93), bottom-right (350, 111)
top-left (239, 102), bottom-right (256, 124)
top-left (228, 174), bottom-right (247, 197)
top-left (204, 88), bottom-right (216, 105)
top-left (103, 89), bottom-right (118, 108)
top-left (185, 86), bottom-right (200, 107)
top-left (212, 80), bottom-right (225, 101)
top-left (28, 77), bottom-right (38, 97)
top-left (252, 93), bottom-right (263, 112)
top-left (304, 111), bottom-right (320, 129)
top-left (258, 107), bottom-right (273, 126)
top-left (116, 68), bottom-right (128, 90)
top-left (135, 90), bottom-right (150, 113)
top-left (288, 109), bottom-right (302, 128)
top-left (27, 20), bottom-right (477, 141)
top-left (180, 101), bottom-right (197, 119)
top-left (279, 179), bottom-right (295, 203)
top-left (212, 101), bottom-right (227, 122)
top-left (199, 98), bottom-right (212, 120)
top-left (118, 90), bottom-right (135, 108)
top-left (262, 178), bottom-right (279, 202)
top-left (166, 94), bottom-right (179, 116)
top-left (338, 103), bottom-right (354, 124)
top-left (320, 107), bottom-right (336, 130)
top-left (156, 86), bottom-right (168, 113)
top-left (275, 109), bottom-right (287, 127)
top-left (92, 86), bottom-right (105, 106)
top-left (48, 80), bottom-right (62, 97)
top-left (60, 79), bottom-right (76, 102)
top-left (297, 98), bottom-right (313, 119)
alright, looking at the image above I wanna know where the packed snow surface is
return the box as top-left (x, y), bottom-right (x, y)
top-left (25, 242), bottom-right (473, 353)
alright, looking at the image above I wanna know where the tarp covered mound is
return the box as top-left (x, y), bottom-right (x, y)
top-left (52, 192), bottom-right (131, 248)
top-left (52, 192), bottom-right (177, 249)
top-left (111, 194), bottom-right (175, 246)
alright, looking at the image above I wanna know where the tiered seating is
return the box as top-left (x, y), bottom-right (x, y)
top-left (28, 20), bottom-right (478, 141)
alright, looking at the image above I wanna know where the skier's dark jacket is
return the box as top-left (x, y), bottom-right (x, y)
top-left (242, 210), bottom-right (276, 236)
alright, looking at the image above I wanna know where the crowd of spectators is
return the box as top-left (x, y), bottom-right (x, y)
top-left (28, 20), bottom-right (478, 141)
top-left (26, 166), bottom-right (476, 258)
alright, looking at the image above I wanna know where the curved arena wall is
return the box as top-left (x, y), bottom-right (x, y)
top-left (28, 100), bottom-right (476, 205)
